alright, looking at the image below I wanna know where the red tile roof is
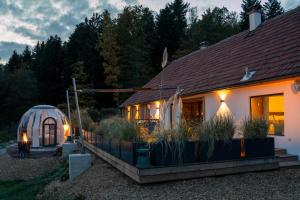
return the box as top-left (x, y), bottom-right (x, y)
top-left (121, 7), bottom-right (300, 107)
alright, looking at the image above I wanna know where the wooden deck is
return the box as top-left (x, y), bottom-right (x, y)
top-left (84, 140), bottom-right (280, 184)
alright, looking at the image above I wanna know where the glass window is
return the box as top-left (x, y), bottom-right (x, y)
top-left (250, 94), bottom-right (284, 136)
top-left (182, 99), bottom-right (204, 122)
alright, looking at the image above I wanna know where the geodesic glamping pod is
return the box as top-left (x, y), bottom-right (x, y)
top-left (17, 105), bottom-right (70, 147)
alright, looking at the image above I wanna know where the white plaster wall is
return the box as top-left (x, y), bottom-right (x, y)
top-left (205, 79), bottom-right (300, 156)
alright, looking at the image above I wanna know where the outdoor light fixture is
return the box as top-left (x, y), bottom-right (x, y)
top-left (22, 132), bottom-right (28, 142)
top-left (216, 89), bottom-right (231, 115)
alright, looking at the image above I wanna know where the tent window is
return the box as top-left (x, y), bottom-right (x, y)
top-left (250, 93), bottom-right (284, 136)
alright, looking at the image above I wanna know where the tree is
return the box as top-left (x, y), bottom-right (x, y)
top-left (0, 69), bottom-right (40, 128)
top-left (175, 7), bottom-right (240, 58)
top-left (240, 0), bottom-right (263, 31)
top-left (37, 35), bottom-right (65, 105)
top-left (22, 46), bottom-right (32, 69)
top-left (98, 10), bottom-right (120, 88)
top-left (263, 0), bottom-right (284, 20)
top-left (5, 50), bottom-right (22, 72)
top-left (156, 0), bottom-right (189, 60)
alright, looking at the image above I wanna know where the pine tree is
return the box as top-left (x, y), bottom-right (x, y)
top-left (156, 0), bottom-right (189, 60)
top-left (98, 10), bottom-right (120, 88)
top-left (21, 46), bottom-right (32, 69)
top-left (263, 0), bottom-right (284, 20)
top-left (175, 7), bottom-right (240, 58)
top-left (5, 50), bottom-right (23, 72)
top-left (240, 0), bottom-right (263, 31)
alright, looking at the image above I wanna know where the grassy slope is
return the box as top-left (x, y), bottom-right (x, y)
top-left (0, 164), bottom-right (65, 200)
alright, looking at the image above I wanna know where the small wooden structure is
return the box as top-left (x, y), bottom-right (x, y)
top-left (84, 140), bottom-right (279, 184)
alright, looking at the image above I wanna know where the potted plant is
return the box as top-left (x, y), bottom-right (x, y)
top-left (199, 114), bottom-right (240, 162)
top-left (241, 117), bottom-right (274, 158)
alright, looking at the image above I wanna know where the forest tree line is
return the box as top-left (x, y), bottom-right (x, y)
top-left (0, 0), bottom-right (284, 135)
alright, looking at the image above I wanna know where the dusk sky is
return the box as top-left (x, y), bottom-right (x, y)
top-left (0, 0), bottom-right (299, 63)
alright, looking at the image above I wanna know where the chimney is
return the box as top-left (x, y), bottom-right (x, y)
top-left (248, 4), bottom-right (262, 31)
top-left (199, 41), bottom-right (209, 50)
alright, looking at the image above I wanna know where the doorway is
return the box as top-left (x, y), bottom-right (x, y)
top-left (42, 117), bottom-right (57, 146)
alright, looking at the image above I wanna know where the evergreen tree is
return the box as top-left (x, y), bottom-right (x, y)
top-left (117, 6), bottom-right (156, 87)
top-left (21, 46), bottom-right (32, 69)
top-left (156, 0), bottom-right (189, 60)
top-left (0, 69), bottom-right (40, 128)
top-left (5, 50), bottom-right (22, 72)
top-left (175, 7), bottom-right (240, 58)
top-left (37, 35), bottom-right (65, 105)
top-left (263, 0), bottom-right (284, 20)
top-left (98, 10), bottom-right (120, 88)
top-left (240, 0), bottom-right (263, 31)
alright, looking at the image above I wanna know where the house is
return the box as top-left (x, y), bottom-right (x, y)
top-left (121, 6), bottom-right (300, 157)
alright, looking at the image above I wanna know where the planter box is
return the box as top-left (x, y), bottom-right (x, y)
top-left (150, 142), bottom-right (185, 166)
top-left (120, 141), bottom-right (146, 165)
top-left (183, 141), bottom-right (200, 164)
top-left (110, 139), bottom-right (121, 158)
top-left (102, 137), bottom-right (111, 153)
top-left (200, 139), bottom-right (241, 162)
top-left (244, 138), bottom-right (274, 158)
top-left (95, 135), bottom-right (103, 149)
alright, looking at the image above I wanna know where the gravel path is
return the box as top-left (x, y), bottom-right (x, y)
top-left (0, 153), bottom-right (59, 180)
top-left (42, 155), bottom-right (300, 200)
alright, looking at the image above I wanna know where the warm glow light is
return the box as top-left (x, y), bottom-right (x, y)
top-left (64, 123), bottom-right (70, 136)
top-left (217, 89), bottom-right (230, 101)
top-left (22, 132), bottom-right (28, 142)
top-left (155, 101), bottom-right (160, 109)
top-left (216, 89), bottom-right (231, 115)
top-left (154, 101), bottom-right (160, 119)
top-left (216, 102), bottom-right (231, 116)
top-left (127, 106), bottom-right (131, 121)
top-left (135, 105), bottom-right (139, 119)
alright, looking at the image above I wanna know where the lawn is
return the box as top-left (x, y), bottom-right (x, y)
top-left (0, 163), bottom-right (66, 200)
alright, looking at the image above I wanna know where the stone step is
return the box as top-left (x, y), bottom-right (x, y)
top-left (279, 161), bottom-right (300, 169)
top-left (276, 154), bottom-right (299, 162)
top-left (275, 148), bottom-right (287, 155)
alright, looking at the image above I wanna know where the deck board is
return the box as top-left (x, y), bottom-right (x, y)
top-left (84, 141), bottom-right (279, 184)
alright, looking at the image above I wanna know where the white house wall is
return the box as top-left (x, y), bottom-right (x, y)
top-left (204, 79), bottom-right (300, 157)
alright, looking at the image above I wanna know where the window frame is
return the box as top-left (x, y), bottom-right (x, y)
top-left (249, 93), bottom-right (284, 136)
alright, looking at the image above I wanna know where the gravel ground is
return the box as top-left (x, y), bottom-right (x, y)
top-left (41, 155), bottom-right (300, 200)
top-left (0, 153), bottom-right (59, 180)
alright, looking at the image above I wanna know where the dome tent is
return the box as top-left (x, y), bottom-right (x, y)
top-left (17, 105), bottom-right (70, 147)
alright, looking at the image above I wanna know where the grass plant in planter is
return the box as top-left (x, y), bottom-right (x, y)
top-left (241, 117), bottom-right (274, 158)
top-left (150, 126), bottom-right (186, 166)
top-left (96, 116), bottom-right (145, 164)
top-left (199, 114), bottom-right (240, 162)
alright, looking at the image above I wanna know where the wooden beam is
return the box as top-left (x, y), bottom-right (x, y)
top-left (77, 87), bottom-right (177, 93)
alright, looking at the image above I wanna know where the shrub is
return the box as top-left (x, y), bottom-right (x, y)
top-left (96, 116), bottom-right (139, 141)
top-left (241, 117), bottom-right (269, 139)
top-left (80, 109), bottom-right (96, 132)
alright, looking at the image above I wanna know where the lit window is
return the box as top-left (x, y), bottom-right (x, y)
top-left (250, 94), bottom-right (284, 136)
top-left (127, 106), bottom-right (131, 121)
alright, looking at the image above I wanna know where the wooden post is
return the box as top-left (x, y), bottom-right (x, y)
top-left (66, 90), bottom-right (73, 138)
top-left (72, 78), bottom-right (84, 153)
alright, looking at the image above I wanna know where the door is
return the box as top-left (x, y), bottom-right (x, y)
top-left (42, 117), bottom-right (57, 146)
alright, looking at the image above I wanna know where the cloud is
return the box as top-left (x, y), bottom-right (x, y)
top-left (0, 0), bottom-right (299, 64)
top-left (0, 42), bottom-right (28, 63)
top-left (0, 0), bottom-right (122, 63)
top-left (284, 0), bottom-right (300, 10)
